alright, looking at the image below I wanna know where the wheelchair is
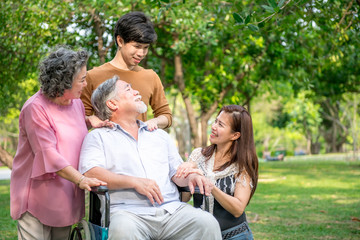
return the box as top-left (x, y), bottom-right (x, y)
top-left (69, 186), bottom-right (110, 240)
top-left (69, 186), bottom-right (207, 240)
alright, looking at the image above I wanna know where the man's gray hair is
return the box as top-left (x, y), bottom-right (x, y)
top-left (91, 75), bottom-right (120, 120)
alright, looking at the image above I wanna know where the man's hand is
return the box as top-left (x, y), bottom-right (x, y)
top-left (187, 174), bottom-right (214, 196)
top-left (86, 115), bottom-right (114, 129)
top-left (134, 178), bottom-right (164, 205)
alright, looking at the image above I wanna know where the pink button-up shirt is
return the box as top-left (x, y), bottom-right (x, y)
top-left (10, 91), bottom-right (88, 227)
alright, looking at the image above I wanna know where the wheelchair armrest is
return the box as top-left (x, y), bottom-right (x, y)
top-left (89, 186), bottom-right (110, 228)
top-left (91, 185), bottom-right (109, 195)
top-left (177, 186), bottom-right (201, 193)
top-left (177, 186), bottom-right (210, 212)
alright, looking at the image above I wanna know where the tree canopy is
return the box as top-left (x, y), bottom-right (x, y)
top-left (1, 0), bottom-right (359, 167)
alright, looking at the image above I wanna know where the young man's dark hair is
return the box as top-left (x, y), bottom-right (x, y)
top-left (114, 11), bottom-right (157, 45)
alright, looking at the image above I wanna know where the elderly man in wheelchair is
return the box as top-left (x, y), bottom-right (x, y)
top-left (77, 76), bottom-right (222, 240)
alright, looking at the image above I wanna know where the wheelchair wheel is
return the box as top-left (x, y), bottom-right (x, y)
top-left (69, 220), bottom-right (91, 240)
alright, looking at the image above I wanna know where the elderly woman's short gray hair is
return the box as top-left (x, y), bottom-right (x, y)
top-left (39, 46), bottom-right (88, 98)
top-left (91, 75), bottom-right (120, 121)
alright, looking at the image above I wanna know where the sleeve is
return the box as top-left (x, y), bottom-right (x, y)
top-left (188, 148), bottom-right (203, 164)
top-left (23, 103), bottom-right (70, 179)
top-left (149, 71), bottom-right (173, 127)
top-left (81, 72), bottom-right (95, 116)
top-left (236, 171), bottom-right (254, 189)
top-left (79, 131), bottom-right (106, 174)
top-left (165, 132), bottom-right (183, 178)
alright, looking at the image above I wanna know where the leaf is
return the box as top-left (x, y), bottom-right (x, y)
top-left (248, 24), bottom-right (259, 31)
top-left (278, 0), bottom-right (286, 8)
top-left (157, 9), bottom-right (163, 21)
top-left (268, 0), bottom-right (278, 8)
top-left (261, 5), bottom-right (275, 13)
top-left (233, 12), bottom-right (243, 24)
top-left (245, 15), bottom-right (251, 24)
top-left (258, 21), bottom-right (266, 28)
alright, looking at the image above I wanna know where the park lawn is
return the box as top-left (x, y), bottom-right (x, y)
top-left (0, 180), bottom-right (17, 239)
top-left (246, 159), bottom-right (360, 239)
top-left (0, 158), bottom-right (359, 239)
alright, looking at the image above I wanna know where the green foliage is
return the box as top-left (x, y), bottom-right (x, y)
top-left (252, 95), bottom-right (306, 157)
top-left (0, 0), bottom-right (359, 154)
top-left (0, 0), bottom-right (77, 116)
top-left (284, 91), bottom-right (322, 142)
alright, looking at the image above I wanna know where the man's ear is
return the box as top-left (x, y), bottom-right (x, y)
top-left (117, 36), bottom-right (124, 48)
top-left (106, 99), bottom-right (118, 111)
top-left (231, 132), bottom-right (241, 141)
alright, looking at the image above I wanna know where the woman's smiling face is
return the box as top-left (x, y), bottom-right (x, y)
top-left (210, 111), bottom-right (239, 146)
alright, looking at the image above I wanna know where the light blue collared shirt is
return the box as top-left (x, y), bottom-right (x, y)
top-left (79, 121), bottom-right (184, 215)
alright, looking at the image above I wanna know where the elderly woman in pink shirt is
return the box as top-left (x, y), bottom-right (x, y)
top-left (10, 46), bottom-right (106, 240)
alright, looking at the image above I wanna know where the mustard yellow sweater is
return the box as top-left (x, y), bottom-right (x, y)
top-left (81, 63), bottom-right (172, 128)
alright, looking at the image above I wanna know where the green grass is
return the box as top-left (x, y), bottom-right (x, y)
top-left (0, 180), bottom-right (17, 239)
top-left (246, 159), bottom-right (360, 239)
top-left (1, 158), bottom-right (359, 239)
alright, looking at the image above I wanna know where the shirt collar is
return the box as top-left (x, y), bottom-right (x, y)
top-left (111, 120), bottom-right (149, 132)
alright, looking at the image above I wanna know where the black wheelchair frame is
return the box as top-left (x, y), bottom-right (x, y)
top-left (69, 186), bottom-right (110, 240)
top-left (70, 185), bottom-right (208, 240)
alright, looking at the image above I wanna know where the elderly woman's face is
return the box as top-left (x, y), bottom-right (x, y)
top-left (63, 66), bottom-right (87, 100)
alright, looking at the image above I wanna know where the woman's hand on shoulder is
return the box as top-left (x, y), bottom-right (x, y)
top-left (86, 115), bottom-right (113, 129)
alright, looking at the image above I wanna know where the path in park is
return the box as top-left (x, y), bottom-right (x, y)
top-left (0, 168), bottom-right (11, 180)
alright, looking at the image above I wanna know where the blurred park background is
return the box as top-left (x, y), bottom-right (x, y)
top-left (0, 0), bottom-right (359, 239)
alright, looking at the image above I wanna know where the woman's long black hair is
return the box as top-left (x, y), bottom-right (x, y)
top-left (202, 105), bottom-right (259, 203)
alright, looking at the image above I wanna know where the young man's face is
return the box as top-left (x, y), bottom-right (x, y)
top-left (119, 40), bottom-right (150, 68)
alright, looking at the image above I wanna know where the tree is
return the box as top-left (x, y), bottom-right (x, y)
top-left (257, 0), bottom-right (360, 153)
top-left (0, 0), bottom-right (81, 167)
top-left (284, 91), bottom-right (323, 154)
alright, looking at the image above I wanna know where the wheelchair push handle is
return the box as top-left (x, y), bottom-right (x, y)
top-left (91, 185), bottom-right (109, 195)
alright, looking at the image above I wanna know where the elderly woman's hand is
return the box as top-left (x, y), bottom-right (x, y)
top-left (78, 176), bottom-right (107, 191)
top-left (175, 162), bottom-right (202, 178)
top-left (86, 115), bottom-right (113, 129)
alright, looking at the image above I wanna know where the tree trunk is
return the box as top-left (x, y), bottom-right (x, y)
top-left (200, 117), bottom-right (208, 148)
top-left (90, 9), bottom-right (114, 65)
top-left (172, 95), bottom-right (190, 159)
top-left (174, 54), bottom-right (201, 147)
top-left (321, 99), bottom-right (349, 153)
top-left (352, 94), bottom-right (358, 160)
top-left (0, 145), bottom-right (13, 169)
top-left (306, 138), bottom-right (311, 155)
